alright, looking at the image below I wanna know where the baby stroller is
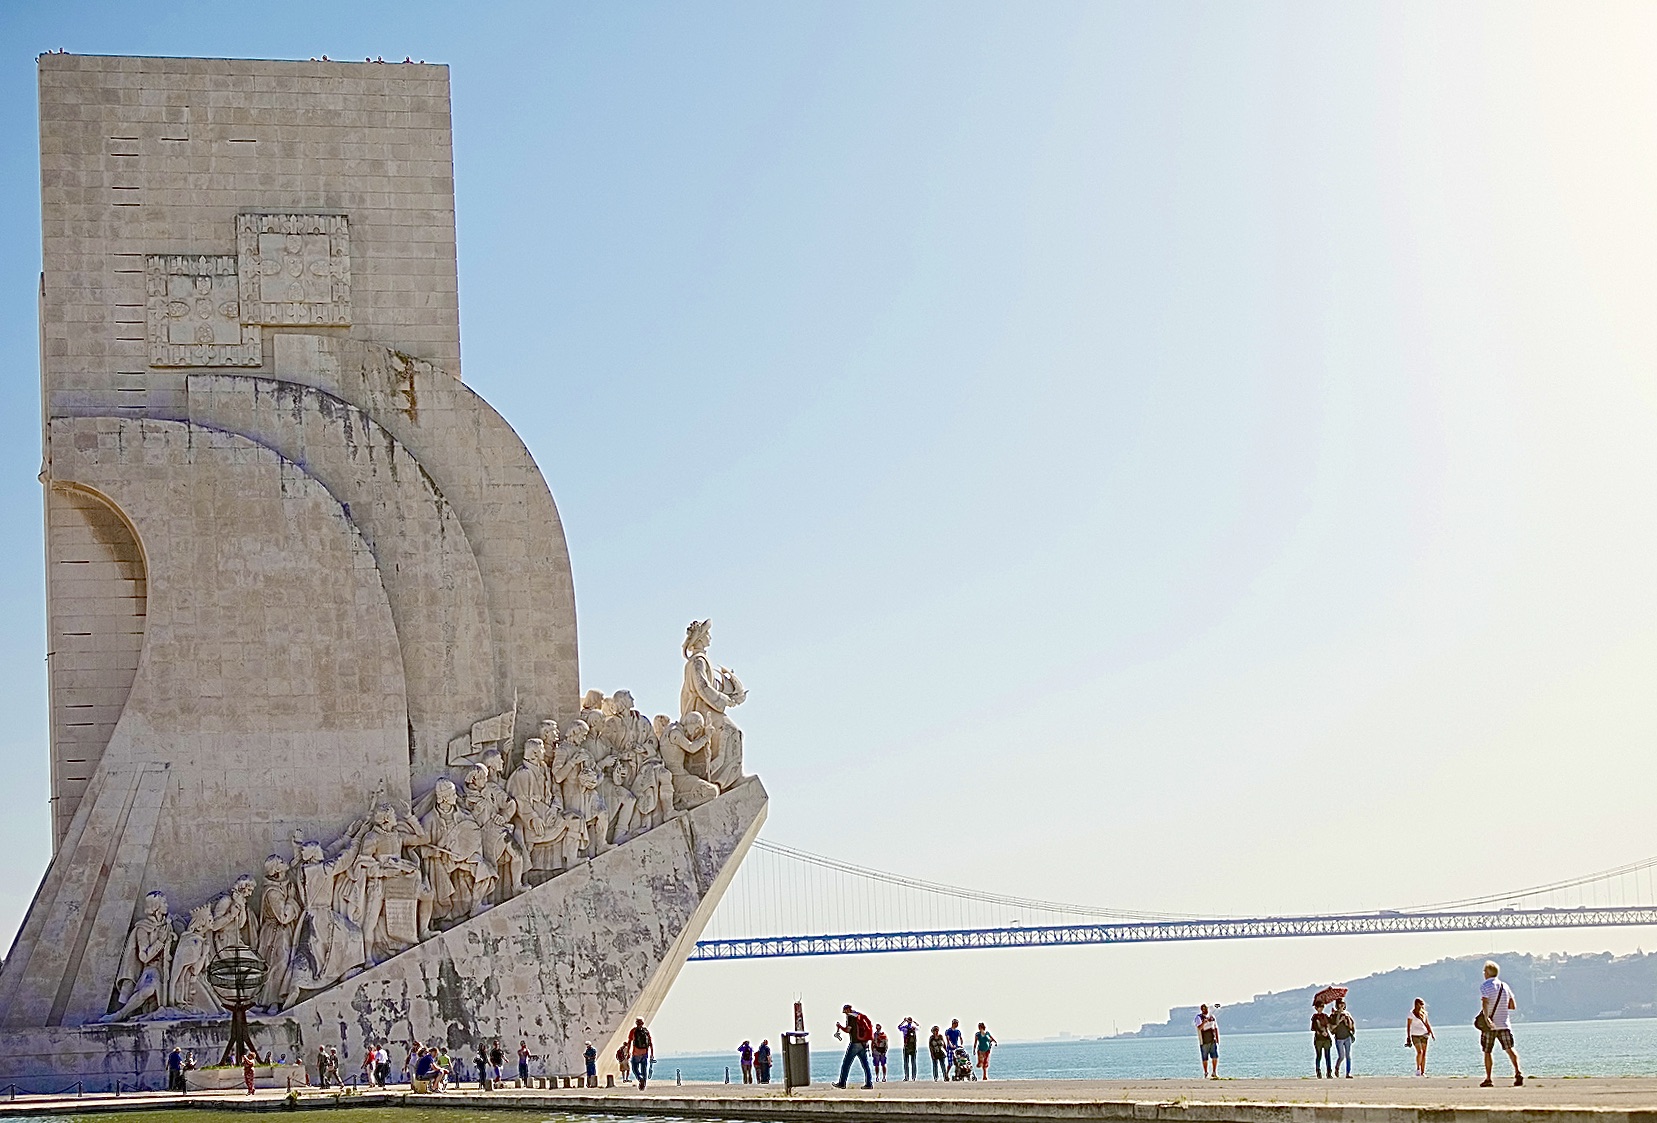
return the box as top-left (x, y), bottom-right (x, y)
top-left (949, 1045), bottom-right (975, 1081)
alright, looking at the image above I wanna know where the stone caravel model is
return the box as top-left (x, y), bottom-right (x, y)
top-left (0, 53), bottom-right (765, 1091)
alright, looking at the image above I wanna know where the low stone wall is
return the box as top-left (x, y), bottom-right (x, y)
top-left (185, 1064), bottom-right (306, 1091)
top-left (0, 1017), bottom-right (303, 1094)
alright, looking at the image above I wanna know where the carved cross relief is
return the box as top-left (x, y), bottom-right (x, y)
top-left (144, 213), bottom-right (351, 367)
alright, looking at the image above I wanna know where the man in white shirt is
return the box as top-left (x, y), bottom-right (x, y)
top-left (1478, 961), bottom-right (1523, 1087)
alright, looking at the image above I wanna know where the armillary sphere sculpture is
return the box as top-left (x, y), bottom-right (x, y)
top-left (207, 947), bottom-right (268, 1066)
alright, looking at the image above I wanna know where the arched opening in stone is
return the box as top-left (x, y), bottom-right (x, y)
top-left (45, 483), bottom-right (147, 849)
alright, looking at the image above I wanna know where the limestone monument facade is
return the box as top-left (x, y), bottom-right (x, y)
top-left (0, 53), bottom-right (766, 1090)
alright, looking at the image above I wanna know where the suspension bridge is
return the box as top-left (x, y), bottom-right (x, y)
top-left (689, 841), bottom-right (1657, 960)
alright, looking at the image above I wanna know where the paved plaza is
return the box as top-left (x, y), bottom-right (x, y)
top-left (5, 1077), bottom-right (1657, 1119)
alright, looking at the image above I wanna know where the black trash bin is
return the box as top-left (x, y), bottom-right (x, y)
top-left (781, 1032), bottom-right (810, 1089)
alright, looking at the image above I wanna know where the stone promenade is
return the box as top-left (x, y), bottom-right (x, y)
top-left (5, 1078), bottom-right (1657, 1121)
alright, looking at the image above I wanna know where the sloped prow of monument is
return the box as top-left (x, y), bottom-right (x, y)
top-left (277, 778), bottom-right (767, 1075)
top-left (604, 775), bottom-right (768, 1063)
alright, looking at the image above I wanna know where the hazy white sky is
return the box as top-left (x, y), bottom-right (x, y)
top-left (2, 1), bottom-right (1656, 1054)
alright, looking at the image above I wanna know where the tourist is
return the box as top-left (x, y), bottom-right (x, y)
top-left (374, 1044), bottom-right (390, 1087)
top-left (945, 1018), bottom-right (964, 1059)
top-left (584, 1041), bottom-right (598, 1085)
top-left (489, 1039), bottom-right (505, 1083)
top-left (413, 1047), bottom-right (437, 1092)
top-left (871, 1023), bottom-right (889, 1081)
top-left (518, 1040), bottom-right (530, 1083)
top-left (629, 1017), bottom-right (655, 1089)
top-left (898, 1016), bottom-right (920, 1080)
top-left (1311, 1001), bottom-right (1333, 1078)
top-left (615, 1042), bottom-right (629, 1081)
top-left (167, 1046), bottom-right (184, 1093)
top-left (1478, 961), bottom-right (1523, 1087)
top-left (243, 1049), bottom-right (258, 1095)
top-left (832, 1003), bottom-right (875, 1089)
top-left (755, 1039), bottom-right (772, 1084)
top-left (974, 1022), bottom-right (998, 1080)
top-left (1330, 998), bottom-right (1355, 1077)
top-left (316, 1045), bottom-right (331, 1088)
top-left (1407, 998), bottom-right (1434, 1076)
top-left (1195, 1004), bottom-right (1220, 1079)
top-left (929, 1025), bottom-right (947, 1080)
top-left (184, 1051), bottom-right (198, 1089)
top-left (326, 1046), bottom-right (341, 1088)
top-left (475, 1046), bottom-right (489, 1089)
top-left (739, 1039), bottom-right (754, 1083)
top-left (437, 1047), bottom-right (451, 1091)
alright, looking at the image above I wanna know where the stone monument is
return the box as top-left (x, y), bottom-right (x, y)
top-left (0, 53), bottom-right (766, 1090)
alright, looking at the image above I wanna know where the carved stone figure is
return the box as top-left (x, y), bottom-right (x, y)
top-left (680, 619), bottom-right (746, 789)
top-left (208, 873), bottom-right (257, 957)
top-left (255, 855), bottom-right (301, 1011)
top-left (285, 836), bottom-right (364, 1005)
top-left (579, 689), bottom-right (607, 733)
top-left (550, 719), bottom-right (595, 790)
top-left (463, 763), bottom-right (526, 900)
top-left (345, 803), bottom-right (425, 964)
top-left (631, 749), bottom-right (675, 834)
top-left (168, 905), bottom-right (226, 1015)
top-left (508, 737), bottom-right (576, 880)
top-left (604, 690), bottom-right (655, 762)
top-left (595, 758), bottom-right (638, 847)
top-left (480, 746), bottom-right (508, 790)
top-left (101, 891), bottom-right (173, 1022)
top-left (565, 759), bottom-right (604, 860)
top-left (416, 778), bottom-right (495, 929)
top-left (661, 711), bottom-right (720, 810)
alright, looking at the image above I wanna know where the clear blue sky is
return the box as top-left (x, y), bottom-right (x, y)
top-left (3, 1), bottom-right (1657, 1051)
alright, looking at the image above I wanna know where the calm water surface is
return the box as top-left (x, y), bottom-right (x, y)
top-left (664, 1018), bottom-right (1657, 1082)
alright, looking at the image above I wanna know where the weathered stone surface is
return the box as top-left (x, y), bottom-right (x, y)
top-left (282, 777), bottom-right (765, 1082)
top-left (1, 417), bottom-right (409, 1031)
top-left (183, 374), bottom-right (498, 778)
top-left (271, 333), bottom-right (579, 729)
top-left (0, 779), bottom-right (763, 1091)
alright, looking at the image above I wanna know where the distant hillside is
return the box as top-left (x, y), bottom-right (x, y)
top-left (1129, 951), bottom-right (1657, 1037)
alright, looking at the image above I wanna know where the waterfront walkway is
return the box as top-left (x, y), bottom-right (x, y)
top-left (6, 1078), bottom-right (1657, 1121)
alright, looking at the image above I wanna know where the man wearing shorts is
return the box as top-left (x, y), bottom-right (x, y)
top-left (1194, 1004), bottom-right (1219, 1078)
top-left (1479, 961), bottom-right (1523, 1087)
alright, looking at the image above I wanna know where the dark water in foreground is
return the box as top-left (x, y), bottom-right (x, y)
top-left (663, 1018), bottom-right (1657, 1083)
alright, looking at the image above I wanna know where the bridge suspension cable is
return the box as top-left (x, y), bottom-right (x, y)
top-left (693, 840), bottom-right (1657, 960)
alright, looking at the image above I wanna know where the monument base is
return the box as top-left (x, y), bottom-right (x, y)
top-left (0, 1018), bottom-right (303, 1095)
top-left (186, 1063), bottom-right (307, 1091)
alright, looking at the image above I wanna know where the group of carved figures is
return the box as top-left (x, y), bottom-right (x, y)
top-left (102, 621), bottom-right (747, 1022)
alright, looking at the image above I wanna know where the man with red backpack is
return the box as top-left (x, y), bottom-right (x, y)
top-left (833, 1003), bottom-right (875, 1089)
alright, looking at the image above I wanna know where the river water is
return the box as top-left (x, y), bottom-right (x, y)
top-left (662, 1018), bottom-right (1657, 1083)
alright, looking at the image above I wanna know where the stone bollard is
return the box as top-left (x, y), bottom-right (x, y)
top-left (605, 1074), bottom-right (615, 1088)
